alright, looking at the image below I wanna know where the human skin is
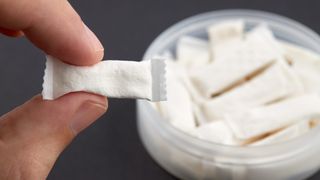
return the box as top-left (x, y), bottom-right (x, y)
top-left (0, 0), bottom-right (108, 179)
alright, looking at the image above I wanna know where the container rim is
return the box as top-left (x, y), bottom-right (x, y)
top-left (140, 9), bottom-right (320, 163)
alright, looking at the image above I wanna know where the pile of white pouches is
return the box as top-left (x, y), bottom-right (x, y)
top-left (153, 20), bottom-right (320, 146)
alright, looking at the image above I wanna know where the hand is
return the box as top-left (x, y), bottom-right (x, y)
top-left (0, 0), bottom-right (108, 179)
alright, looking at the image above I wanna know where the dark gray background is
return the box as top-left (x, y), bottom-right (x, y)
top-left (0, 0), bottom-right (319, 179)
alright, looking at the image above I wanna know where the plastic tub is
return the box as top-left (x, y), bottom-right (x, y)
top-left (137, 9), bottom-right (320, 180)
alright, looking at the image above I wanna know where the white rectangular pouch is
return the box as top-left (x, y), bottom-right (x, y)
top-left (190, 25), bottom-right (282, 97)
top-left (201, 61), bottom-right (303, 120)
top-left (280, 41), bottom-right (320, 65)
top-left (193, 120), bottom-right (239, 146)
top-left (176, 36), bottom-right (210, 68)
top-left (225, 94), bottom-right (320, 140)
top-left (208, 19), bottom-right (244, 61)
top-left (42, 55), bottom-right (166, 101)
top-left (292, 62), bottom-right (320, 93)
top-left (157, 60), bottom-right (196, 132)
top-left (193, 120), bottom-right (258, 146)
top-left (208, 19), bottom-right (244, 44)
top-left (250, 119), bottom-right (310, 146)
top-left (280, 41), bottom-right (320, 93)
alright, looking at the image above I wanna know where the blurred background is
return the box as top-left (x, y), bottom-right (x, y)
top-left (0, 0), bottom-right (319, 179)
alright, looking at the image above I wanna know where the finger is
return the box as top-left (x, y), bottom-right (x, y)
top-left (0, 93), bottom-right (107, 179)
top-left (0, 27), bottom-right (24, 37)
top-left (0, 0), bottom-right (104, 65)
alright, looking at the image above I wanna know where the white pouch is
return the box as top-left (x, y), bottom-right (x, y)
top-left (160, 57), bottom-right (205, 104)
top-left (225, 94), bottom-right (320, 140)
top-left (208, 19), bottom-right (244, 44)
top-left (280, 41), bottom-right (320, 93)
top-left (190, 51), bottom-right (275, 98)
top-left (280, 41), bottom-right (320, 65)
top-left (180, 71), bottom-right (206, 104)
top-left (193, 120), bottom-right (239, 145)
top-left (292, 63), bottom-right (320, 93)
top-left (176, 36), bottom-right (210, 68)
top-left (190, 25), bottom-right (282, 97)
top-left (250, 119), bottom-right (310, 146)
top-left (208, 19), bottom-right (244, 61)
top-left (201, 61), bottom-right (303, 120)
top-left (157, 60), bottom-right (196, 132)
top-left (42, 55), bottom-right (166, 101)
top-left (245, 25), bottom-right (284, 59)
top-left (193, 104), bottom-right (211, 125)
top-left (215, 24), bottom-right (284, 65)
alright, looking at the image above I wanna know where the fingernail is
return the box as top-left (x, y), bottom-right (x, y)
top-left (83, 23), bottom-right (104, 59)
top-left (70, 98), bottom-right (107, 134)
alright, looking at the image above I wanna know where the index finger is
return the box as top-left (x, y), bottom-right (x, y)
top-left (0, 0), bottom-right (104, 66)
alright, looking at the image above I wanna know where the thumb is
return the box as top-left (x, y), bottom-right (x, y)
top-left (0, 93), bottom-right (107, 179)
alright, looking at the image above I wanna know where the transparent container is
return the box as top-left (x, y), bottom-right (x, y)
top-left (137, 10), bottom-right (320, 180)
